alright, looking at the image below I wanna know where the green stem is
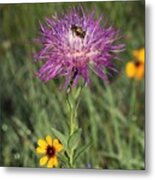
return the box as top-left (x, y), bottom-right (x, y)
top-left (70, 105), bottom-right (75, 136)
top-left (66, 91), bottom-right (76, 168)
top-left (66, 84), bottom-right (85, 168)
top-left (66, 93), bottom-right (75, 136)
top-left (69, 148), bottom-right (74, 168)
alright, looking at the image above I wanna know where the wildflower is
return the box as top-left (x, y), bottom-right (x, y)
top-left (36, 135), bottom-right (63, 168)
top-left (35, 7), bottom-right (125, 88)
top-left (125, 48), bottom-right (145, 80)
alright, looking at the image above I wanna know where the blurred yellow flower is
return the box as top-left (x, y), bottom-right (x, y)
top-left (125, 48), bottom-right (145, 80)
top-left (36, 135), bottom-right (63, 168)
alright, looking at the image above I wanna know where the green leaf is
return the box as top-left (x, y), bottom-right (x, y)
top-left (68, 128), bottom-right (82, 150)
top-left (73, 142), bottom-right (91, 163)
top-left (51, 127), bottom-right (68, 148)
top-left (57, 153), bottom-right (69, 167)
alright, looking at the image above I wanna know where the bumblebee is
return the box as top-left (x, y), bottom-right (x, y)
top-left (71, 25), bottom-right (86, 39)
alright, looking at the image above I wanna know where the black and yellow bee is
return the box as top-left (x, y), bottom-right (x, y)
top-left (71, 25), bottom-right (86, 39)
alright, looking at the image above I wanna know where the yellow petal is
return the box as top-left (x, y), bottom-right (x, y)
top-left (38, 139), bottom-right (48, 148)
top-left (125, 62), bottom-right (136, 78)
top-left (132, 48), bottom-right (145, 63)
top-left (138, 48), bottom-right (145, 63)
top-left (53, 139), bottom-right (63, 152)
top-left (39, 156), bottom-right (48, 166)
top-left (135, 64), bottom-right (144, 80)
top-left (36, 147), bottom-right (46, 154)
top-left (47, 156), bottom-right (58, 168)
top-left (46, 135), bottom-right (52, 146)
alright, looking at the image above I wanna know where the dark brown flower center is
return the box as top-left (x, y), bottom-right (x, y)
top-left (46, 145), bottom-right (55, 157)
top-left (71, 25), bottom-right (86, 39)
top-left (134, 60), bottom-right (141, 67)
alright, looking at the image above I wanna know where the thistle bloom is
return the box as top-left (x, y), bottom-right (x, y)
top-left (35, 7), bottom-right (125, 88)
top-left (125, 48), bottom-right (144, 80)
top-left (36, 135), bottom-right (63, 168)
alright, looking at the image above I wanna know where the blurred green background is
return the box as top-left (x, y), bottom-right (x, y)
top-left (0, 1), bottom-right (145, 169)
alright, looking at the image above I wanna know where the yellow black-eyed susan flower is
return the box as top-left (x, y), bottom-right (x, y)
top-left (36, 135), bottom-right (63, 168)
top-left (125, 48), bottom-right (145, 80)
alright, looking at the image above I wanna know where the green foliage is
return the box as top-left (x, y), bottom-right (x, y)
top-left (73, 142), bottom-right (91, 164)
top-left (51, 127), bottom-right (68, 149)
top-left (0, 1), bottom-right (144, 169)
top-left (68, 129), bottom-right (82, 150)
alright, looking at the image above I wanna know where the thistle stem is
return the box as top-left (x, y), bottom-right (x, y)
top-left (70, 105), bottom-right (75, 136)
top-left (66, 84), bottom-right (85, 168)
top-left (66, 91), bottom-right (75, 136)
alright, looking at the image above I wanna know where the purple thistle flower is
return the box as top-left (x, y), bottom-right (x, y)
top-left (34, 7), bottom-right (125, 88)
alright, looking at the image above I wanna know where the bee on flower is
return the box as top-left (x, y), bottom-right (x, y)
top-left (36, 135), bottom-right (63, 168)
top-left (125, 48), bottom-right (145, 80)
